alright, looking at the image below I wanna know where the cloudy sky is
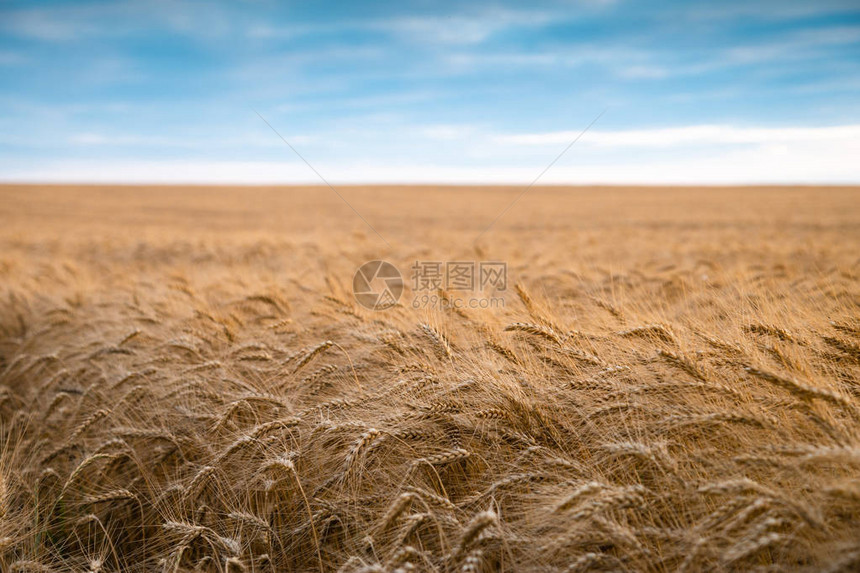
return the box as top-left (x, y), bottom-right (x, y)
top-left (1, 0), bottom-right (859, 184)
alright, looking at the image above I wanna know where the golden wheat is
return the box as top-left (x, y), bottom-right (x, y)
top-left (0, 184), bottom-right (858, 571)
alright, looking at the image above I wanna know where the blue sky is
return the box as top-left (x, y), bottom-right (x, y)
top-left (1, 0), bottom-right (859, 183)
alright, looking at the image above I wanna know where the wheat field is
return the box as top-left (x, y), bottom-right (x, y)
top-left (0, 184), bottom-right (858, 572)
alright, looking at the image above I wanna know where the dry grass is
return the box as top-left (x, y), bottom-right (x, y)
top-left (0, 184), bottom-right (858, 572)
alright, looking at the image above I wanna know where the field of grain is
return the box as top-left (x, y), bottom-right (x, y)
top-left (0, 184), bottom-right (858, 572)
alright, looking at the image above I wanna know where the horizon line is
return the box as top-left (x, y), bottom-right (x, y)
top-left (2, 180), bottom-right (859, 188)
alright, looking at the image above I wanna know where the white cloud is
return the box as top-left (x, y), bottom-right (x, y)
top-left (245, 7), bottom-right (560, 47)
top-left (369, 9), bottom-right (553, 46)
top-left (0, 51), bottom-right (27, 66)
top-left (6, 117), bottom-right (860, 185)
top-left (440, 47), bottom-right (646, 74)
top-left (496, 124), bottom-right (860, 147)
top-left (437, 23), bottom-right (860, 79)
top-left (65, 131), bottom-right (302, 148)
top-left (4, 130), bottom-right (859, 186)
top-left (678, 1), bottom-right (859, 22)
top-left (1, 0), bottom-right (239, 42)
top-left (616, 65), bottom-right (671, 79)
top-left (4, 9), bottom-right (90, 41)
top-left (68, 133), bottom-right (163, 146)
top-left (420, 124), bottom-right (479, 140)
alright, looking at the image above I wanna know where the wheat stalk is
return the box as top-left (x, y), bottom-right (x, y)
top-left (745, 366), bottom-right (857, 415)
top-left (454, 511), bottom-right (497, 558)
top-left (413, 448), bottom-right (470, 467)
top-left (657, 349), bottom-right (707, 381)
top-left (504, 322), bottom-right (562, 344)
top-left (745, 323), bottom-right (796, 342)
top-left (377, 492), bottom-right (415, 533)
top-left (294, 340), bottom-right (334, 370)
top-left (67, 409), bottom-right (111, 444)
top-left (619, 323), bottom-right (676, 343)
top-left (419, 323), bottom-right (453, 359)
